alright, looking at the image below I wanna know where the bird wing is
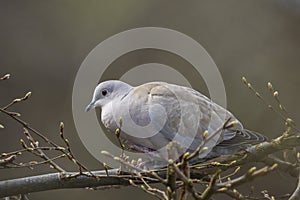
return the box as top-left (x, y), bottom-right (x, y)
top-left (127, 82), bottom-right (244, 158)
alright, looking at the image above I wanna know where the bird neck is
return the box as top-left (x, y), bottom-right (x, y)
top-left (115, 83), bottom-right (133, 100)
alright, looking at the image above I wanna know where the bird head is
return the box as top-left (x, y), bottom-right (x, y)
top-left (85, 80), bottom-right (132, 112)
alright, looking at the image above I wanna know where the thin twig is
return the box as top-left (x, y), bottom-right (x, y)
top-left (217, 164), bottom-right (277, 190)
top-left (22, 127), bottom-right (65, 172)
top-left (101, 150), bottom-right (167, 184)
top-left (0, 73), bottom-right (10, 81)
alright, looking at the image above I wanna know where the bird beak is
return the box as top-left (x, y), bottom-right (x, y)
top-left (85, 101), bottom-right (96, 112)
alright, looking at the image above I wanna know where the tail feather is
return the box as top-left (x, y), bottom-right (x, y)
top-left (204, 129), bottom-right (267, 159)
top-left (218, 129), bottom-right (267, 147)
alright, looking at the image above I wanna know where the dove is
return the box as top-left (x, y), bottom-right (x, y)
top-left (86, 80), bottom-right (266, 164)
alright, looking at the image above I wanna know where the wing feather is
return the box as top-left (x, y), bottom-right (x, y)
top-left (119, 82), bottom-right (266, 160)
top-left (140, 82), bottom-right (243, 157)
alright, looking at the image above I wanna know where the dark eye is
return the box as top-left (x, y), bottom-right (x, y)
top-left (101, 89), bottom-right (108, 96)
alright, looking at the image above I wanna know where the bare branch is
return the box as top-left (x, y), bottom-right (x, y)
top-left (0, 169), bottom-right (127, 198)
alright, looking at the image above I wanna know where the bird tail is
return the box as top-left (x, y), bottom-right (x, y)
top-left (199, 129), bottom-right (267, 161)
top-left (240, 129), bottom-right (268, 144)
top-left (217, 129), bottom-right (267, 148)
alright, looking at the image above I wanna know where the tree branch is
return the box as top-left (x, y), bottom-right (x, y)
top-left (1, 132), bottom-right (299, 198)
top-left (0, 169), bottom-right (129, 198)
top-left (289, 168), bottom-right (300, 200)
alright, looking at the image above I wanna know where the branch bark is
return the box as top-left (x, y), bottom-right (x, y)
top-left (289, 167), bottom-right (300, 200)
top-left (0, 169), bottom-right (129, 198)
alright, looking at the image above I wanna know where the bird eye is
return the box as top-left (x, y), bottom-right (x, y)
top-left (101, 89), bottom-right (108, 96)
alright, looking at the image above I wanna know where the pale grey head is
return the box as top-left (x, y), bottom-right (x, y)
top-left (85, 80), bottom-right (132, 112)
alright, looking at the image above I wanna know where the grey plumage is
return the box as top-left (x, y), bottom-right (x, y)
top-left (86, 80), bottom-right (266, 165)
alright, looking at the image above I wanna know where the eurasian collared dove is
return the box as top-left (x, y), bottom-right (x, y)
top-left (86, 80), bottom-right (266, 165)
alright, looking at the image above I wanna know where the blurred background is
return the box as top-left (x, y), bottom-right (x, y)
top-left (0, 0), bottom-right (300, 199)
